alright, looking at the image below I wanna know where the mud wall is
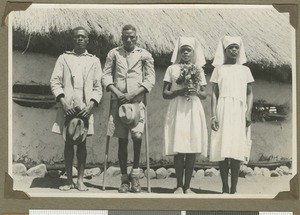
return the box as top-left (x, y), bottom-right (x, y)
top-left (12, 51), bottom-right (293, 166)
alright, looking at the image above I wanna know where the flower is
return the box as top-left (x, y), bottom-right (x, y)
top-left (175, 64), bottom-right (202, 100)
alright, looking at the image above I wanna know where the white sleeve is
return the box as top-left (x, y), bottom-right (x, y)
top-left (246, 67), bottom-right (255, 83)
top-left (199, 68), bottom-right (207, 86)
top-left (210, 67), bottom-right (219, 83)
top-left (163, 66), bottom-right (172, 83)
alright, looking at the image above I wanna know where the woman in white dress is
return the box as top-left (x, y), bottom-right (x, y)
top-left (163, 37), bottom-right (208, 194)
top-left (210, 36), bottom-right (254, 194)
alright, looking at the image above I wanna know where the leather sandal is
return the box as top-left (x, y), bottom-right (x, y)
top-left (118, 183), bottom-right (130, 193)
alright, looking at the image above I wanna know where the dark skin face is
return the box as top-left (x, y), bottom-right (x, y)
top-left (122, 29), bottom-right (137, 52)
top-left (73, 29), bottom-right (89, 54)
top-left (225, 43), bottom-right (240, 63)
top-left (180, 45), bottom-right (194, 64)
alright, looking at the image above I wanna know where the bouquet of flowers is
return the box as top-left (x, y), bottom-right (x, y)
top-left (176, 64), bottom-right (202, 100)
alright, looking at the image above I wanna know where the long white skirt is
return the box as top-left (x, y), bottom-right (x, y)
top-left (164, 96), bottom-right (208, 156)
top-left (210, 97), bottom-right (252, 162)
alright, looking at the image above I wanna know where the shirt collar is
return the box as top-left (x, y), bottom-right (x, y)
top-left (69, 49), bottom-right (89, 56)
top-left (121, 46), bottom-right (141, 54)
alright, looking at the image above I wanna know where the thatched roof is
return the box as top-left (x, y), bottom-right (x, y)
top-left (12, 6), bottom-right (292, 66)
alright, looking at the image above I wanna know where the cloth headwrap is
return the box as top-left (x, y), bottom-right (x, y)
top-left (171, 37), bottom-right (206, 67)
top-left (212, 36), bottom-right (247, 67)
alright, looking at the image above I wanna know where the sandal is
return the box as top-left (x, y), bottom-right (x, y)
top-left (118, 183), bottom-right (130, 193)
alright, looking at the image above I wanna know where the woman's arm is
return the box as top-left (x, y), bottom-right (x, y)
top-left (211, 83), bottom-right (219, 131)
top-left (197, 85), bottom-right (207, 100)
top-left (246, 83), bottom-right (253, 127)
top-left (162, 82), bottom-right (187, 100)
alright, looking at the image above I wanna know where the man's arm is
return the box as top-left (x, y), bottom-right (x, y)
top-left (90, 58), bottom-right (103, 105)
top-left (102, 49), bottom-right (117, 92)
top-left (50, 55), bottom-right (76, 115)
top-left (50, 55), bottom-right (65, 100)
top-left (140, 50), bottom-right (155, 93)
top-left (78, 57), bottom-right (103, 118)
top-left (122, 50), bottom-right (155, 104)
top-left (122, 86), bottom-right (147, 104)
top-left (101, 49), bottom-right (126, 100)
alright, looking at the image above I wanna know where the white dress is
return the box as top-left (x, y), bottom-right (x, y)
top-left (164, 64), bottom-right (208, 156)
top-left (209, 64), bottom-right (254, 162)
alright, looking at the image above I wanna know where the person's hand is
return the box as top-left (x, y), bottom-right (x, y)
top-left (60, 98), bottom-right (76, 116)
top-left (246, 114), bottom-right (252, 127)
top-left (119, 92), bottom-right (136, 104)
top-left (124, 93), bottom-right (136, 103)
top-left (114, 91), bottom-right (126, 104)
top-left (177, 87), bottom-right (187, 96)
top-left (186, 87), bottom-right (197, 96)
top-left (78, 101), bottom-right (95, 119)
top-left (178, 87), bottom-right (196, 97)
top-left (211, 116), bottom-right (219, 131)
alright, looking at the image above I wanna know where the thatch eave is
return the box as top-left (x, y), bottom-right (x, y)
top-left (12, 7), bottom-right (293, 67)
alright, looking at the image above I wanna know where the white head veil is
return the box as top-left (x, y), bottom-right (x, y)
top-left (171, 37), bottom-right (206, 67)
top-left (212, 36), bottom-right (247, 67)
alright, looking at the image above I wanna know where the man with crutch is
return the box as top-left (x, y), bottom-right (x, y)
top-left (102, 24), bottom-right (155, 193)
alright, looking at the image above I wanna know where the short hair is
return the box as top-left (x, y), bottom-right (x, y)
top-left (72, 26), bottom-right (89, 36)
top-left (122, 24), bottom-right (137, 33)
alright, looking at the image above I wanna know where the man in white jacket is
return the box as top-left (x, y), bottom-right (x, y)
top-left (50, 27), bottom-right (102, 191)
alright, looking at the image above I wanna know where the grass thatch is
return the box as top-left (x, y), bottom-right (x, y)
top-left (12, 6), bottom-right (292, 67)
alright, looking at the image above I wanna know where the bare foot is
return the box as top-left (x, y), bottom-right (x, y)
top-left (174, 187), bottom-right (184, 194)
top-left (76, 181), bottom-right (89, 191)
top-left (59, 184), bottom-right (75, 191)
top-left (184, 188), bottom-right (195, 194)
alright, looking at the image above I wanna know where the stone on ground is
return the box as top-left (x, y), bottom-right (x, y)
top-left (192, 170), bottom-right (196, 177)
top-left (84, 168), bottom-right (101, 178)
top-left (246, 167), bottom-right (254, 176)
top-left (84, 169), bottom-right (93, 177)
top-left (205, 168), bottom-right (219, 177)
top-left (194, 169), bottom-right (205, 178)
top-left (144, 169), bottom-right (156, 179)
top-left (13, 163), bottom-right (27, 176)
top-left (72, 166), bottom-right (78, 177)
top-left (26, 164), bottom-right (47, 177)
top-left (254, 167), bottom-right (262, 176)
top-left (275, 167), bottom-right (284, 176)
top-left (279, 166), bottom-right (290, 175)
top-left (261, 168), bottom-right (271, 177)
top-left (240, 166), bottom-right (254, 177)
top-left (167, 168), bottom-right (176, 178)
top-left (107, 166), bottom-right (121, 177)
top-left (271, 170), bottom-right (280, 177)
top-left (90, 167), bottom-right (101, 176)
top-left (239, 165), bottom-right (248, 177)
top-left (156, 167), bottom-right (168, 179)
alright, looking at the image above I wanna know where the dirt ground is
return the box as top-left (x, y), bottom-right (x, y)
top-left (12, 173), bottom-right (292, 197)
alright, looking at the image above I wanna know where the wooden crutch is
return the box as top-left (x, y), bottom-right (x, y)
top-left (144, 93), bottom-right (151, 193)
top-left (102, 98), bottom-right (112, 191)
top-left (102, 135), bottom-right (110, 191)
